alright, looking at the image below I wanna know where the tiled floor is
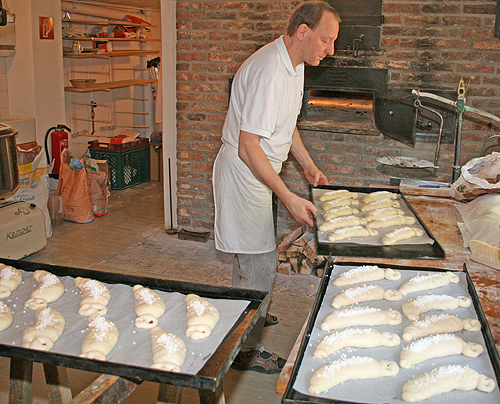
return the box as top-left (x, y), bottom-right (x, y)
top-left (1, 181), bottom-right (320, 404)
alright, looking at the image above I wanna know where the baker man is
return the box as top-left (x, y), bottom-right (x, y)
top-left (213, 1), bottom-right (340, 373)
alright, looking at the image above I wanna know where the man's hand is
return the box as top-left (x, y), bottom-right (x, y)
top-left (304, 165), bottom-right (329, 187)
top-left (283, 192), bottom-right (318, 227)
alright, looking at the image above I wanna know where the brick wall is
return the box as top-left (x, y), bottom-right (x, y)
top-left (176, 0), bottom-right (500, 237)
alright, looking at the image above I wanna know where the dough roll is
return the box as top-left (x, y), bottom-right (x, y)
top-left (0, 301), bottom-right (13, 332)
top-left (362, 191), bottom-right (398, 204)
top-left (80, 314), bottom-right (119, 360)
top-left (25, 270), bottom-right (65, 310)
top-left (323, 206), bottom-right (359, 221)
top-left (309, 356), bottom-right (399, 394)
top-left (150, 327), bottom-right (186, 372)
top-left (185, 294), bottom-right (219, 340)
top-left (314, 327), bottom-right (400, 359)
top-left (399, 333), bottom-right (484, 368)
top-left (319, 216), bottom-right (367, 232)
top-left (402, 294), bottom-right (472, 321)
top-left (22, 308), bottom-right (65, 351)
top-left (402, 313), bottom-right (481, 341)
top-left (366, 215), bottom-right (416, 229)
top-left (134, 285), bottom-right (166, 328)
top-left (319, 190), bottom-right (358, 202)
top-left (327, 226), bottom-right (378, 242)
top-left (382, 227), bottom-right (424, 245)
top-left (321, 198), bottom-right (360, 211)
top-left (332, 284), bottom-right (402, 308)
top-left (0, 264), bottom-right (22, 298)
top-left (364, 207), bottom-right (404, 222)
top-left (399, 271), bottom-right (460, 295)
top-left (75, 277), bottom-right (111, 317)
top-left (360, 198), bottom-right (401, 212)
top-left (332, 265), bottom-right (401, 287)
top-left (321, 306), bottom-right (402, 331)
top-left (402, 365), bottom-right (496, 402)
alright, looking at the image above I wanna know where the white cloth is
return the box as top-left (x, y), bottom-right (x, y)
top-left (213, 36), bottom-right (304, 254)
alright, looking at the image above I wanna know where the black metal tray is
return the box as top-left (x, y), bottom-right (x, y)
top-left (283, 261), bottom-right (500, 404)
top-left (311, 185), bottom-right (445, 260)
top-left (0, 259), bottom-right (268, 392)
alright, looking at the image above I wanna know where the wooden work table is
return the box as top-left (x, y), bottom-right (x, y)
top-left (277, 193), bottom-right (500, 395)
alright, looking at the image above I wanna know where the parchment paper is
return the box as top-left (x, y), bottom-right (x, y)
top-left (312, 189), bottom-right (434, 246)
top-left (292, 265), bottom-right (500, 404)
top-left (0, 270), bottom-right (250, 375)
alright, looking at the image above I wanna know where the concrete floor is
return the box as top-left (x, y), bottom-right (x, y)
top-left (0, 181), bottom-right (320, 404)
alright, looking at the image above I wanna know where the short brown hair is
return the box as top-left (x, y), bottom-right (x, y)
top-left (287, 1), bottom-right (340, 37)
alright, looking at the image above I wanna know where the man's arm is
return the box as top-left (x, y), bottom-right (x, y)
top-left (238, 130), bottom-right (318, 226)
top-left (290, 127), bottom-right (329, 187)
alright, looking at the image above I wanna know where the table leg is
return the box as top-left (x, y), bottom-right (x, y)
top-left (199, 383), bottom-right (225, 404)
top-left (69, 374), bottom-right (139, 404)
top-left (9, 357), bottom-right (33, 404)
top-left (157, 384), bottom-right (183, 404)
top-left (43, 363), bottom-right (73, 404)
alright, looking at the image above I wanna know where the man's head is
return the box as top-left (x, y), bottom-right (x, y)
top-left (286, 1), bottom-right (341, 66)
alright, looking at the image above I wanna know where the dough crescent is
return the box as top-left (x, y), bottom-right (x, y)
top-left (402, 313), bottom-right (481, 341)
top-left (0, 301), bottom-right (13, 332)
top-left (75, 277), bottom-right (111, 317)
top-left (323, 206), bottom-right (359, 221)
top-left (366, 215), bottom-right (416, 229)
top-left (0, 264), bottom-right (23, 298)
top-left (185, 294), bottom-right (219, 340)
top-left (319, 190), bottom-right (358, 202)
top-left (362, 191), bottom-right (398, 204)
top-left (360, 198), bottom-right (401, 212)
top-left (332, 284), bottom-right (402, 308)
top-left (402, 294), bottom-right (472, 321)
top-left (150, 327), bottom-right (186, 372)
top-left (25, 270), bottom-right (65, 310)
top-left (321, 306), bottom-right (402, 331)
top-left (399, 333), bottom-right (484, 368)
top-left (80, 314), bottom-right (119, 360)
top-left (319, 216), bottom-right (367, 232)
top-left (328, 226), bottom-right (378, 242)
top-left (399, 271), bottom-right (460, 296)
top-left (314, 328), bottom-right (400, 359)
top-left (134, 285), bottom-right (166, 328)
top-left (332, 265), bottom-right (401, 287)
top-left (309, 356), bottom-right (399, 394)
top-left (364, 207), bottom-right (404, 222)
top-left (402, 365), bottom-right (496, 402)
top-left (322, 198), bottom-right (360, 211)
top-left (382, 227), bottom-right (424, 245)
top-left (22, 308), bottom-right (65, 351)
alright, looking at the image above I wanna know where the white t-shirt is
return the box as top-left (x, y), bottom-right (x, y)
top-left (213, 36), bottom-right (304, 254)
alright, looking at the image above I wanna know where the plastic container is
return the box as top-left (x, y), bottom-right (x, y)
top-left (48, 190), bottom-right (64, 227)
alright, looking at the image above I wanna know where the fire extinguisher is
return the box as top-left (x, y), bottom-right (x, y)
top-left (44, 124), bottom-right (71, 177)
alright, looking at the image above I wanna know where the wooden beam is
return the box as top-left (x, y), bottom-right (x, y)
top-left (157, 384), bottom-right (183, 404)
top-left (69, 374), bottom-right (140, 404)
top-left (44, 364), bottom-right (73, 404)
top-left (9, 358), bottom-right (33, 404)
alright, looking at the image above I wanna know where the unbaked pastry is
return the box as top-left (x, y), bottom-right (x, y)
top-left (328, 226), bottom-right (378, 242)
top-left (402, 294), bottom-right (472, 321)
top-left (399, 333), bottom-right (484, 368)
top-left (0, 301), bottom-right (13, 332)
top-left (402, 365), bottom-right (496, 402)
top-left (363, 207), bottom-right (404, 222)
top-left (319, 216), bottom-right (367, 232)
top-left (309, 356), bottom-right (399, 394)
top-left (399, 271), bottom-right (460, 296)
top-left (22, 308), bottom-right (65, 351)
top-left (382, 227), bottom-right (424, 245)
top-left (150, 326), bottom-right (186, 372)
top-left (360, 198), bottom-right (401, 212)
top-left (332, 265), bottom-right (401, 287)
top-left (362, 191), bottom-right (398, 204)
top-left (185, 294), bottom-right (219, 340)
top-left (314, 328), bottom-right (400, 359)
top-left (319, 190), bottom-right (358, 202)
top-left (134, 285), bottom-right (166, 328)
top-left (0, 264), bottom-right (22, 298)
top-left (321, 306), bottom-right (402, 331)
top-left (80, 314), bottom-right (119, 360)
top-left (366, 215), bottom-right (416, 229)
top-left (332, 284), bottom-right (402, 308)
top-left (321, 198), bottom-right (360, 211)
top-left (75, 277), bottom-right (111, 317)
top-left (25, 270), bottom-right (65, 310)
top-left (323, 206), bottom-right (360, 221)
top-left (402, 313), bottom-right (481, 341)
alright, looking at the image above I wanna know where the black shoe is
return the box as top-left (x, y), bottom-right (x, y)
top-left (264, 313), bottom-right (278, 327)
top-left (231, 350), bottom-right (286, 374)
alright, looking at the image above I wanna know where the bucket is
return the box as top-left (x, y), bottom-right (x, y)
top-left (48, 190), bottom-right (64, 227)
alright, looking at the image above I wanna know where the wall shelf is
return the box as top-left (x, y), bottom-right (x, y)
top-left (64, 79), bottom-right (157, 93)
top-left (63, 36), bottom-right (160, 42)
top-left (63, 50), bottom-right (160, 59)
top-left (62, 18), bottom-right (156, 28)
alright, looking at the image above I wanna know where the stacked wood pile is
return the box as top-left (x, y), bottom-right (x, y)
top-left (276, 228), bottom-right (326, 276)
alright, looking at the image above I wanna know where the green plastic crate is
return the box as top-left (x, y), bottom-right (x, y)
top-left (90, 145), bottom-right (150, 190)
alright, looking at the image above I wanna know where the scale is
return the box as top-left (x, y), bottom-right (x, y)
top-left (0, 122), bottom-right (47, 259)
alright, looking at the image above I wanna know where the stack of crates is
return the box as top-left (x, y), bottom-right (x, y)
top-left (89, 138), bottom-right (150, 190)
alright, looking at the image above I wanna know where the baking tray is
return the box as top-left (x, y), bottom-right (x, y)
top-left (283, 260), bottom-right (500, 404)
top-left (0, 259), bottom-right (268, 391)
top-left (311, 185), bottom-right (445, 260)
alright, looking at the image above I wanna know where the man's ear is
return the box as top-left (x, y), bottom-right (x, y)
top-left (297, 23), bottom-right (308, 40)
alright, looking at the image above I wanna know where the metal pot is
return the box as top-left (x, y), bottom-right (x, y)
top-left (0, 123), bottom-right (19, 199)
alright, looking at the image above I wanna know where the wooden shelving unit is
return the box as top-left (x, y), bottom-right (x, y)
top-left (63, 50), bottom-right (160, 59)
top-left (63, 35), bottom-right (160, 42)
top-left (62, 18), bottom-right (156, 28)
top-left (65, 78), bottom-right (157, 93)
